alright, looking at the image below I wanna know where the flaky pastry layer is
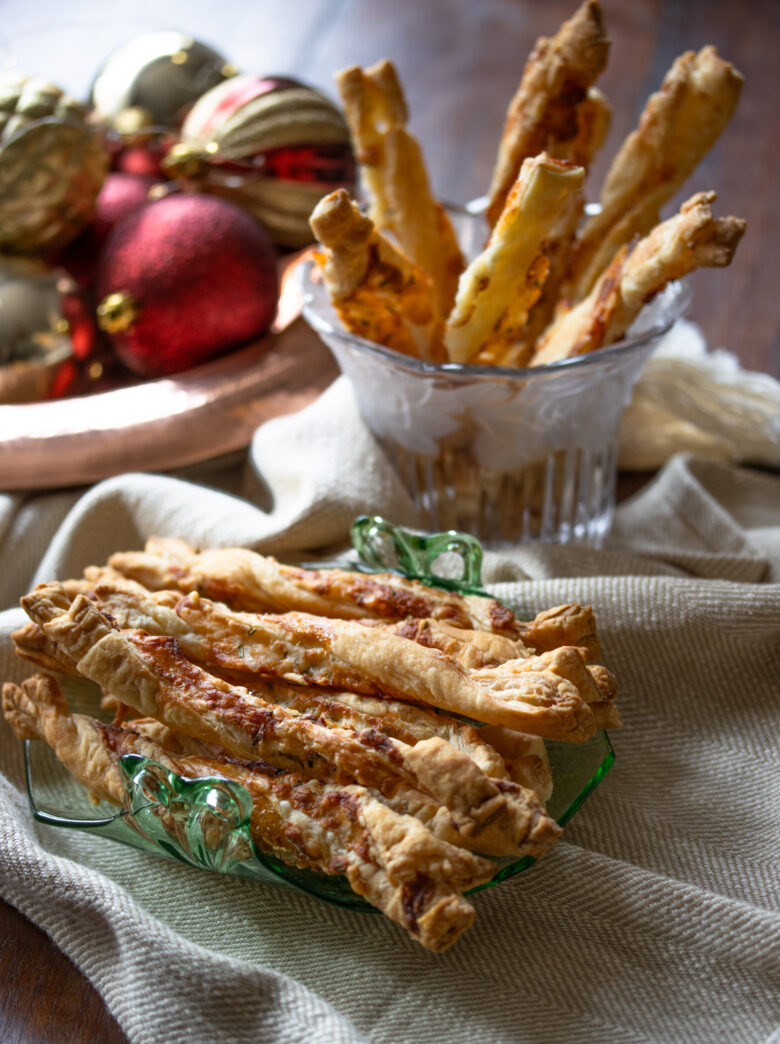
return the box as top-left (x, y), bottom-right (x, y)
top-left (486, 0), bottom-right (609, 226)
top-left (532, 192), bottom-right (746, 364)
top-left (105, 537), bottom-right (521, 634)
top-left (444, 154), bottom-right (584, 365)
top-left (3, 675), bottom-right (495, 951)
top-left (310, 188), bottom-right (442, 361)
top-left (566, 45), bottom-right (743, 300)
top-left (21, 586), bottom-right (563, 858)
top-left (335, 59), bottom-right (463, 315)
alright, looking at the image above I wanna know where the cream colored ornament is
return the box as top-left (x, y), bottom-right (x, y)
top-left (164, 75), bottom-right (355, 248)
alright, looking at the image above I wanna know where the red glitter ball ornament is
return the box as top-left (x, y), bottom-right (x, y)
top-left (111, 131), bottom-right (174, 178)
top-left (95, 193), bottom-right (278, 377)
top-left (57, 172), bottom-right (158, 290)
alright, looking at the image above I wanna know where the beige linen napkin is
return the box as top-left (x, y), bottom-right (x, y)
top-left (1, 380), bottom-right (779, 1044)
top-left (618, 318), bottom-right (780, 471)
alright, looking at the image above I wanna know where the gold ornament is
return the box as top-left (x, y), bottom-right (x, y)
top-left (0, 72), bottom-right (87, 143)
top-left (162, 141), bottom-right (208, 180)
top-left (0, 73), bottom-right (109, 254)
top-left (89, 32), bottom-right (236, 130)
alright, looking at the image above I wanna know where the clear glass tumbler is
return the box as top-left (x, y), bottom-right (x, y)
top-left (301, 205), bottom-right (689, 546)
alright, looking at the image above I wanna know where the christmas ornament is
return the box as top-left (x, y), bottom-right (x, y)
top-left (56, 171), bottom-right (159, 290)
top-left (95, 193), bottom-right (279, 377)
top-left (0, 73), bottom-right (109, 253)
top-left (0, 72), bottom-right (87, 141)
top-left (89, 32), bottom-right (237, 131)
top-left (0, 258), bottom-right (96, 403)
top-left (163, 75), bottom-right (355, 248)
top-left (107, 107), bottom-right (175, 177)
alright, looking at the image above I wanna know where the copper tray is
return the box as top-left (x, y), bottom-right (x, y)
top-left (0, 254), bottom-right (338, 490)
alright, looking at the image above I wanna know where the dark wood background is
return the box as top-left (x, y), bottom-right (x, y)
top-left (1, 1), bottom-right (778, 1041)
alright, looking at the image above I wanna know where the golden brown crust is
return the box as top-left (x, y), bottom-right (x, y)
top-left (2, 676), bottom-right (124, 804)
top-left (517, 603), bottom-right (602, 661)
top-left (40, 572), bottom-right (581, 773)
top-left (591, 699), bottom-right (623, 730)
top-left (445, 154), bottom-right (584, 365)
top-left (378, 617), bottom-right (533, 669)
top-left (475, 725), bottom-right (553, 802)
top-left (106, 540), bottom-right (524, 634)
top-left (335, 60), bottom-right (464, 314)
top-left (276, 686), bottom-right (510, 780)
top-left (80, 556), bottom-right (617, 740)
top-left (12, 621), bottom-right (79, 676)
top-left (58, 573), bottom-right (515, 779)
top-left (486, 0), bottom-right (609, 226)
top-left (513, 88), bottom-right (612, 356)
top-left (69, 573), bottom-right (620, 755)
top-left (3, 675), bottom-right (494, 951)
top-left (381, 126), bottom-right (464, 316)
top-left (335, 61), bottom-right (407, 230)
top-left (22, 586), bottom-right (562, 857)
top-left (163, 594), bottom-right (597, 740)
top-left (566, 46), bottom-right (743, 299)
top-left (58, 573), bottom-right (602, 742)
top-left (532, 192), bottom-right (746, 364)
top-left (556, 87), bottom-right (612, 170)
top-left (310, 189), bottom-right (442, 361)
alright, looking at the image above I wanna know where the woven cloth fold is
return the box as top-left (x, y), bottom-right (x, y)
top-left (1, 383), bottom-right (779, 1043)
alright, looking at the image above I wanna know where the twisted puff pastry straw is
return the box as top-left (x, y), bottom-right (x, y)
top-left (2, 675), bottom-right (495, 951)
top-left (106, 588), bottom-right (604, 741)
top-left (335, 59), bottom-right (463, 315)
top-left (104, 536), bottom-right (525, 636)
top-left (75, 567), bottom-right (612, 736)
top-left (514, 87), bottom-right (612, 359)
top-left (532, 191), bottom-right (746, 365)
top-left (13, 608), bottom-right (512, 782)
top-left (12, 595), bottom-right (557, 799)
top-left (565, 46), bottom-right (743, 301)
top-left (444, 154), bottom-right (585, 365)
top-left (486, 0), bottom-right (609, 227)
top-left (20, 586), bottom-right (563, 858)
top-left (309, 188), bottom-right (443, 361)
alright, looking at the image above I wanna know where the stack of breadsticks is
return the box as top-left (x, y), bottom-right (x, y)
top-left (310, 1), bottom-right (746, 368)
top-left (5, 537), bottom-right (619, 950)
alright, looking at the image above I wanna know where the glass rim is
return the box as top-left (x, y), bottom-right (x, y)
top-left (299, 196), bottom-right (691, 381)
top-left (301, 262), bottom-right (689, 380)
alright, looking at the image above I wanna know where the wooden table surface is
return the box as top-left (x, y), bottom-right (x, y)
top-left (1, 0), bottom-right (778, 1041)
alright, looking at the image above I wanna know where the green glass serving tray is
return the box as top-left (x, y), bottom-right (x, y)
top-left (24, 516), bottom-right (614, 910)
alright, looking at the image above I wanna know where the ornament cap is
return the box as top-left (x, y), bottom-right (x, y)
top-left (97, 291), bottom-right (139, 333)
top-left (112, 105), bottom-right (156, 138)
top-left (162, 141), bottom-right (209, 179)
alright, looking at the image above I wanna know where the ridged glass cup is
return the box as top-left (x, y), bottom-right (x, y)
top-left (301, 206), bottom-right (690, 546)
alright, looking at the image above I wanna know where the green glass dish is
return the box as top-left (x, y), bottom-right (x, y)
top-left (23, 516), bottom-right (614, 910)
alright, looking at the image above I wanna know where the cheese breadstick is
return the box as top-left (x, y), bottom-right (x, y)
top-left (532, 191), bottom-right (745, 365)
top-left (104, 537), bottom-right (522, 634)
top-left (309, 188), bottom-right (442, 361)
top-left (2, 675), bottom-right (495, 952)
top-left (487, 0), bottom-right (609, 227)
top-left (444, 154), bottom-right (584, 364)
top-left (566, 46), bottom-right (743, 301)
top-left (21, 587), bottom-right (564, 856)
top-left (336, 60), bottom-right (463, 313)
top-left (514, 87), bottom-right (612, 355)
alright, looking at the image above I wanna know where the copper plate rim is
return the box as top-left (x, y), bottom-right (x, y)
top-left (0, 251), bottom-right (339, 490)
